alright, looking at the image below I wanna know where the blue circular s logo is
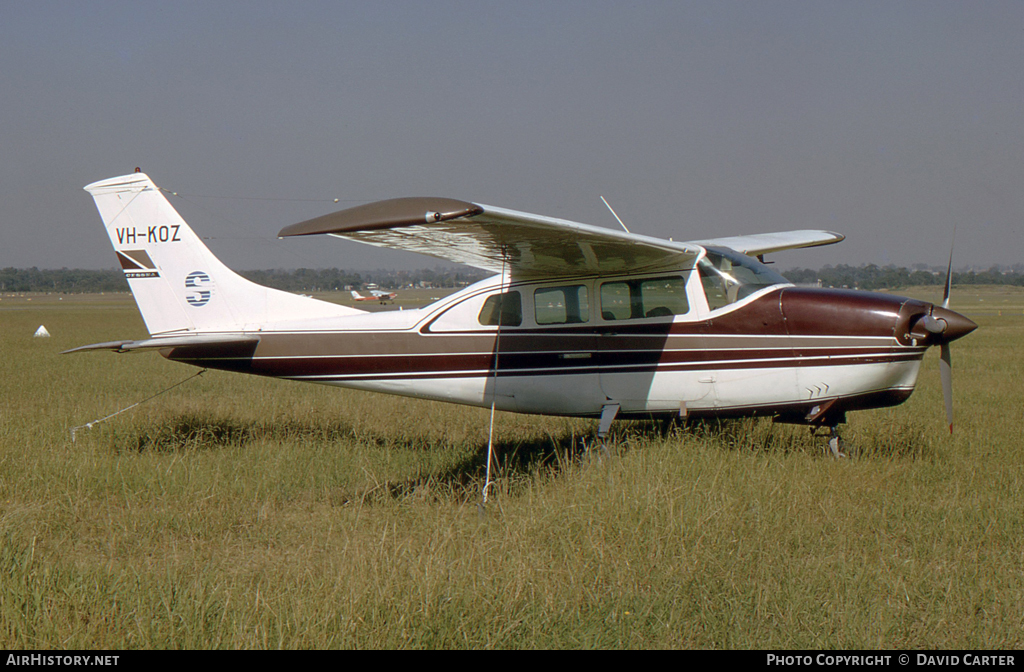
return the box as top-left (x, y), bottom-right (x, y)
top-left (185, 271), bottom-right (212, 307)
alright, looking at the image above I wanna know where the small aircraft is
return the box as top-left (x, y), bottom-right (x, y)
top-left (68, 172), bottom-right (976, 456)
top-left (351, 289), bottom-right (397, 303)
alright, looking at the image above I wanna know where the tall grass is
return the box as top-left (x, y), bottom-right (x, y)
top-left (0, 290), bottom-right (1021, 648)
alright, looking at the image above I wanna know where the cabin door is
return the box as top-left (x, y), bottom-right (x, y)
top-left (596, 274), bottom-right (705, 415)
top-left (503, 282), bottom-right (605, 416)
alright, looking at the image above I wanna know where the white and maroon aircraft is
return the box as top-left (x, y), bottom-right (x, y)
top-left (68, 172), bottom-right (976, 455)
top-left (351, 289), bottom-right (397, 303)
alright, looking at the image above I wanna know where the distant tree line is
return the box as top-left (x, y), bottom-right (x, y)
top-left (5, 264), bottom-right (1024, 294)
top-left (783, 264), bottom-right (1024, 290)
top-left (0, 267), bottom-right (129, 293)
top-left (239, 267), bottom-right (490, 292)
top-left (0, 267), bottom-right (490, 293)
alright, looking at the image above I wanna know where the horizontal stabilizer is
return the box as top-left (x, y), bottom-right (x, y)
top-left (63, 334), bottom-right (260, 354)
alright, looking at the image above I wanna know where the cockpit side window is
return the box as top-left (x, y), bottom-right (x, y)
top-left (639, 277), bottom-right (689, 318)
top-left (478, 291), bottom-right (523, 327)
top-left (698, 248), bottom-right (789, 310)
top-left (599, 275), bottom-right (689, 321)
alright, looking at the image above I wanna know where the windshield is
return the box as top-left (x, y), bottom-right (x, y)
top-left (698, 247), bottom-right (790, 310)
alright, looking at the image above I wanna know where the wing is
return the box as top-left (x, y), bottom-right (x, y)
top-left (279, 198), bottom-right (701, 280)
top-left (687, 230), bottom-right (844, 256)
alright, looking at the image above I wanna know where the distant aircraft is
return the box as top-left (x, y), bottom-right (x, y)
top-left (351, 289), bottom-right (397, 303)
top-left (68, 173), bottom-right (975, 457)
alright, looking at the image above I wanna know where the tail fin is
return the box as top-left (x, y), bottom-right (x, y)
top-left (351, 290), bottom-right (363, 299)
top-left (85, 173), bottom-right (361, 336)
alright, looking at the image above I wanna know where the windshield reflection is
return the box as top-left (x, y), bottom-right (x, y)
top-left (698, 247), bottom-right (791, 310)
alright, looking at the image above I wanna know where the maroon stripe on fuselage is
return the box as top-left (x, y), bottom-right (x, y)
top-left (169, 347), bottom-right (923, 382)
top-left (165, 285), bottom-right (925, 379)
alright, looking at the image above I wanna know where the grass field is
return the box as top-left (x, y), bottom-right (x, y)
top-left (1, 286), bottom-right (1022, 648)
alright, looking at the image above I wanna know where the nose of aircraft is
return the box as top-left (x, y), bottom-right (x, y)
top-left (929, 306), bottom-right (978, 343)
top-left (910, 304), bottom-right (977, 345)
top-left (921, 307), bottom-right (974, 344)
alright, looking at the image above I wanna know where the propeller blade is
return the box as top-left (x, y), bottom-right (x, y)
top-left (942, 227), bottom-right (955, 309)
top-left (939, 342), bottom-right (953, 433)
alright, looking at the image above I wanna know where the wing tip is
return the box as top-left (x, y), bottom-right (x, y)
top-left (279, 197), bottom-right (482, 238)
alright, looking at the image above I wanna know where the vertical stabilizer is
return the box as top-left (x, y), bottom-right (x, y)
top-left (85, 173), bottom-right (360, 336)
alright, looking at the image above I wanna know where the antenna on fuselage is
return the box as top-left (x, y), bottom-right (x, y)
top-left (600, 196), bottom-right (630, 234)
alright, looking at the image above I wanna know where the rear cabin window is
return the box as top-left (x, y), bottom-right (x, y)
top-left (534, 285), bottom-right (590, 325)
top-left (477, 291), bottom-right (523, 327)
top-left (600, 276), bottom-right (689, 321)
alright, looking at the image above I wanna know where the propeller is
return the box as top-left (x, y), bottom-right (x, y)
top-left (940, 237), bottom-right (955, 433)
top-left (913, 229), bottom-right (976, 433)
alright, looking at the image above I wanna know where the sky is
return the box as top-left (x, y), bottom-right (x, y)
top-left (1, 1), bottom-right (1021, 272)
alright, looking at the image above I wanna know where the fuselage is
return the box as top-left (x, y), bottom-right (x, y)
top-left (159, 249), bottom-right (973, 426)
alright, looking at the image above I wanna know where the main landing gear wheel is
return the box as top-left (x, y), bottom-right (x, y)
top-left (810, 425), bottom-right (848, 459)
top-left (595, 402), bottom-right (620, 460)
top-left (827, 426), bottom-right (847, 459)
